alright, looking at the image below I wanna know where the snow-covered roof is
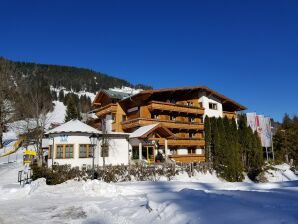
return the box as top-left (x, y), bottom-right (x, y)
top-left (129, 124), bottom-right (159, 138)
top-left (46, 119), bottom-right (101, 135)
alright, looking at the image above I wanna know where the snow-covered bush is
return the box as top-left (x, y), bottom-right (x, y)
top-left (31, 163), bottom-right (87, 185)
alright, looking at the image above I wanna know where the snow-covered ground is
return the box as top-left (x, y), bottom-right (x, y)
top-left (0, 160), bottom-right (298, 224)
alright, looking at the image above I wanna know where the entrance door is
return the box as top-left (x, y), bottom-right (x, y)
top-left (142, 146), bottom-right (155, 164)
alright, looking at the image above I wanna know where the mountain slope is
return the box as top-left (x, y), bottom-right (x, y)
top-left (0, 57), bottom-right (152, 93)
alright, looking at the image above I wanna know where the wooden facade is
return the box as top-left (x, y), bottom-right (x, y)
top-left (92, 86), bottom-right (246, 163)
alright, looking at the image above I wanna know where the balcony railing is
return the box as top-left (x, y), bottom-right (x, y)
top-left (96, 103), bottom-right (117, 117)
top-left (150, 138), bottom-right (205, 147)
top-left (121, 118), bottom-right (204, 130)
top-left (223, 111), bottom-right (236, 119)
top-left (169, 154), bottom-right (205, 163)
top-left (148, 101), bottom-right (204, 115)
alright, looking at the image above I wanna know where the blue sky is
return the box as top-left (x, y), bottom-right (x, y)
top-left (0, 1), bottom-right (297, 121)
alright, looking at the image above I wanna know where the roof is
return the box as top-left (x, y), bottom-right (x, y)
top-left (103, 90), bottom-right (132, 100)
top-left (130, 124), bottom-right (159, 138)
top-left (92, 89), bottom-right (133, 106)
top-left (121, 86), bottom-right (246, 111)
top-left (129, 123), bottom-right (174, 139)
top-left (46, 119), bottom-right (101, 135)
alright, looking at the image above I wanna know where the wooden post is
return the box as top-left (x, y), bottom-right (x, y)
top-left (165, 139), bottom-right (168, 161)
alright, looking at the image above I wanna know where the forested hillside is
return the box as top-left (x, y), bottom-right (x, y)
top-left (0, 57), bottom-right (152, 93)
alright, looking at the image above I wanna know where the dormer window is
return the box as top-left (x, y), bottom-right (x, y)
top-left (209, 103), bottom-right (217, 110)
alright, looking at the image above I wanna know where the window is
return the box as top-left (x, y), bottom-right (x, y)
top-left (111, 114), bottom-right (116, 122)
top-left (79, 145), bottom-right (87, 158)
top-left (56, 144), bottom-right (74, 159)
top-left (151, 113), bottom-right (159, 119)
top-left (79, 144), bottom-right (94, 158)
top-left (122, 115), bottom-right (127, 122)
top-left (56, 145), bottom-right (64, 159)
top-left (189, 132), bottom-right (195, 138)
top-left (187, 101), bottom-right (193, 107)
top-left (209, 103), bottom-right (217, 110)
top-left (170, 115), bottom-right (176, 121)
top-left (65, 145), bottom-right (73, 158)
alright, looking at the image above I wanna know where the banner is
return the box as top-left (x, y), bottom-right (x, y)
top-left (246, 112), bottom-right (257, 132)
top-left (262, 117), bottom-right (272, 148)
top-left (256, 115), bottom-right (265, 146)
top-left (247, 113), bottom-right (272, 147)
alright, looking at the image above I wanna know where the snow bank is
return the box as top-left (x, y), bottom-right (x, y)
top-left (173, 170), bottom-right (224, 183)
top-left (265, 163), bottom-right (298, 182)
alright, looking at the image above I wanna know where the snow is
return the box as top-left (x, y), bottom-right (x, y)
top-left (51, 86), bottom-right (97, 102)
top-left (0, 160), bottom-right (298, 224)
top-left (265, 163), bottom-right (298, 182)
top-left (46, 119), bottom-right (101, 135)
top-left (109, 86), bottom-right (142, 95)
top-left (45, 101), bottom-right (66, 129)
top-left (130, 124), bottom-right (159, 138)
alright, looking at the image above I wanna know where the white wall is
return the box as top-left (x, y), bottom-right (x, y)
top-left (47, 133), bottom-right (129, 169)
top-left (97, 137), bottom-right (129, 166)
top-left (198, 92), bottom-right (223, 119)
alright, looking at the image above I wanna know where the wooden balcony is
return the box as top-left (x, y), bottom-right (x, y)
top-left (96, 103), bottom-right (117, 117)
top-left (150, 138), bottom-right (205, 147)
top-left (169, 154), bottom-right (205, 163)
top-left (148, 101), bottom-right (204, 115)
top-left (223, 111), bottom-right (236, 119)
top-left (121, 118), bottom-right (204, 130)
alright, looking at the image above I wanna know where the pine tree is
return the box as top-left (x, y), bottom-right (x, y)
top-left (58, 90), bottom-right (64, 102)
top-left (65, 97), bottom-right (79, 122)
top-left (204, 116), bottom-right (212, 162)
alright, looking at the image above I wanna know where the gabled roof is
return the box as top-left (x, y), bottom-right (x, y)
top-left (46, 119), bottom-right (101, 135)
top-left (104, 90), bottom-right (132, 100)
top-left (130, 123), bottom-right (174, 139)
top-left (93, 89), bottom-right (133, 106)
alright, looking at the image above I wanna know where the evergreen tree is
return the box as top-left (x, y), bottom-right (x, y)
top-left (204, 116), bottom-right (212, 162)
top-left (65, 97), bottom-right (80, 122)
top-left (58, 90), bottom-right (64, 102)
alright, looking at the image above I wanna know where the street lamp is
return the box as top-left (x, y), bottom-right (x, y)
top-left (89, 133), bottom-right (98, 180)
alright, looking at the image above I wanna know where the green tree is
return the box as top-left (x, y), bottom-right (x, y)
top-left (204, 116), bottom-right (212, 162)
top-left (65, 97), bottom-right (80, 122)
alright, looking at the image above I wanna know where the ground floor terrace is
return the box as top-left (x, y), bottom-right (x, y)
top-left (129, 124), bottom-right (205, 164)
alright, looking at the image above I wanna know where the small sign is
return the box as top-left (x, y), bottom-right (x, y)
top-left (60, 135), bottom-right (68, 142)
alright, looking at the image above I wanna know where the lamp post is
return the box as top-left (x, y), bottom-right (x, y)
top-left (51, 136), bottom-right (54, 169)
top-left (89, 133), bottom-right (98, 180)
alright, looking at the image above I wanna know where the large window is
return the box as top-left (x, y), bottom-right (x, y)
top-left (79, 144), bottom-right (94, 158)
top-left (56, 144), bottom-right (74, 159)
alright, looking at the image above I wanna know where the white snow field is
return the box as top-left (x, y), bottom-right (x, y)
top-left (0, 160), bottom-right (298, 224)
